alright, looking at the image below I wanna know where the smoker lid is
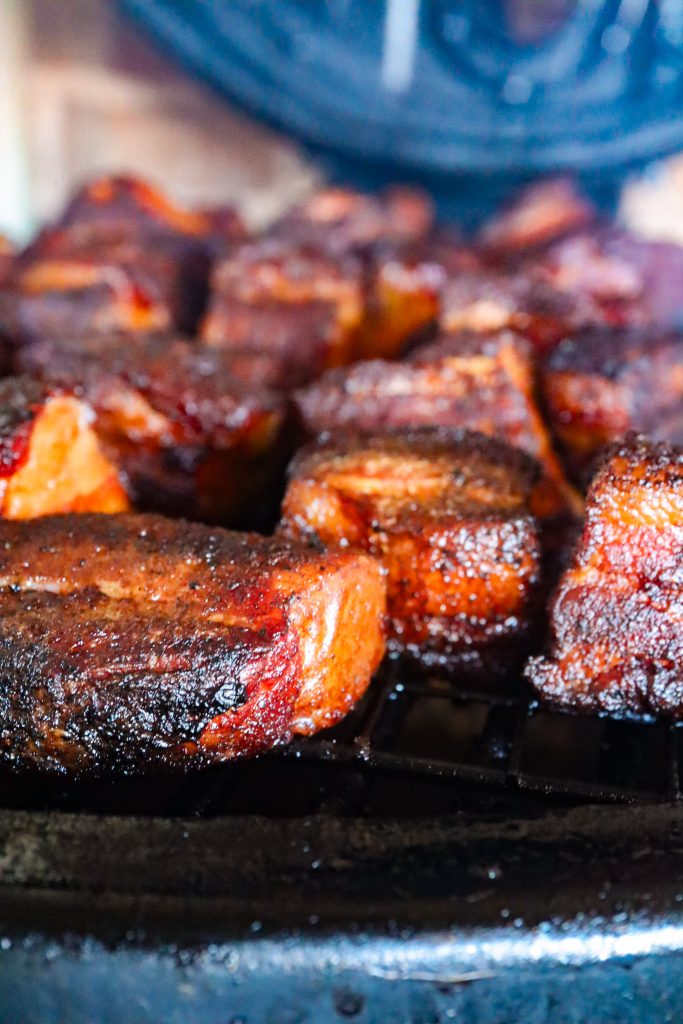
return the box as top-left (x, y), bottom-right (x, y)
top-left (120, 0), bottom-right (683, 205)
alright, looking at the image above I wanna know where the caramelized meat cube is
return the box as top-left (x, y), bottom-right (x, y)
top-left (477, 178), bottom-right (595, 261)
top-left (0, 377), bottom-right (129, 518)
top-left (358, 231), bottom-right (481, 360)
top-left (527, 436), bottom-right (683, 718)
top-left (273, 186), bottom-right (434, 257)
top-left (530, 226), bottom-right (683, 330)
top-left (281, 429), bottom-right (541, 677)
top-left (543, 327), bottom-right (683, 481)
top-left (201, 238), bottom-right (365, 388)
top-left (3, 231), bottom-right (207, 340)
top-left (0, 513), bottom-right (386, 774)
top-left (273, 186), bottom-right (436, 361)
top-left (60, 173), bottom-right (247, 249)
top-left (295, 330), bottom-right (580, 519)
top-left (439, 269), bottom-right (577, 358)
top-left (17, 335), bottom-right (286, 525)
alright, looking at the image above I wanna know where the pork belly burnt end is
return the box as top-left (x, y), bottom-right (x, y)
top-left (0, 377), bottom-right (129, 518)
top-left (18, 335), bottom-right (286, 525)
top-left (357, 231), bottom-right (481, 360)
top-left (295, 329), bottom-right (579, 519)
top-left (0, 513), bottom-right (386, 774)
top-left (439, 269), bottom-right (578, 358)
top-left (526, 436), bottom-right (683, 718)
top-left (201, 237), bottom-right (365, 388)
top-left (273, 186), bottom-right (434, 257)
top-left (281, 429), bottom-right (541, 677)
top-left (476, 178), bottom-right (596, 262)
top-left (543, 327), bottom-right (683, 481)
top-left (530, 227), bottom-right (683, 330)
top-left (3, 231), bottom-right (207, 340)
top-left (60, 173), bottom-right (247, 252)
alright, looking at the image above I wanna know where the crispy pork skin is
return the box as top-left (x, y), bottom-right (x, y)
top-left (0, 377), bottom-right (129, 518)
top-left (17, 335), bottom-right (286, 525)
top-left (281, 429), bottom-right (541, 677)
top-left (543, 327), bottom-right (683, 481)
top-left (201, 237), bottom-right (364, 388)
top-left (295, 329), bottom-right (580, 519)
top-left (526, 436), bottom-right (683, 718)
top-left (0, 513), bottom-right (386, 774)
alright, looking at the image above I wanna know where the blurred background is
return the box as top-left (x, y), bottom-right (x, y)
top-left (4, 0), bottom-right (683, 241)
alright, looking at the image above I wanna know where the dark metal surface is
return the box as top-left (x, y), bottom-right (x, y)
top-left (1, 670), bottom-right (683, 1021)
top-left (2, 804), bottom-right (683, 1022)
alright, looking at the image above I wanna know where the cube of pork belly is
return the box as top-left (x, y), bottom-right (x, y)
top-left (527, 435), bottom-right (683, 718)
top-left (0, 513), bottom-right (386, 774)
top-left (60, 173), bottom-right (247, 250)
top-left (439, 268), bottom-right (578, 358)
top-left (357, 231), bottom-right (481, 360)
top-left (3, 230), bottom-right (208, 340)
top-left (272, 186), bottom-right (434, 257)
top-left (281, 429), bottom-right (541, 677)
top-left (17, 335), bottom-right (286, 526)
top-left (201, 238), bottom-right (365, 387)
top-left (529, 226), bottom-right (683, 330)
top-left (476, 178), bottom-right (596, 263)
top-left (295, 329), bottom-right (580, 519)
top-left (0, 377), bottom-right (129, 518)
top-left (543, 327), bottom-right (683, 482)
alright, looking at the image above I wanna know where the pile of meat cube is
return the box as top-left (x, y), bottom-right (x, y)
top-left (0, 172), bottom-right (682, 776)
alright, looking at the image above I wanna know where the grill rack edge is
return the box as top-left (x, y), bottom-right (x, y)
top-left (1, 665), bottom-right (680, 820)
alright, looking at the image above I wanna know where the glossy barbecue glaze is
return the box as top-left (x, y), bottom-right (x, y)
top-left (527, 436), bottom-right (683, 717)
top-left (281, 429), bottom-right (541, 677)
top-left (0, 513), bottom-right (386, 774)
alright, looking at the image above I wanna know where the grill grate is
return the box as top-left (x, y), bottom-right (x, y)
top-left (0, 666), bottom-right (680, 819)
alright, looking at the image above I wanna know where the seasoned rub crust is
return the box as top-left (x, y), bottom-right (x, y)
top-left (543, 326), bottom-right (683, 480)
top-left (530, 227), bottom-right (683, 331)
top-left (526, 436), bottom-right (683, 717)
top-left (0, 513), bottom-right (386, 774)
top-left (281, 429), bottom-right (541, 677)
